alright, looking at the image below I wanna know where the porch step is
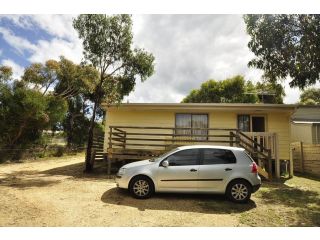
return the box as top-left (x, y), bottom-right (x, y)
top-left (257, 166), bottom-right (270, 180)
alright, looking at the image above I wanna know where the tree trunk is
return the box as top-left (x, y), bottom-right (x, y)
top-left (85, 99), bottom-right (98, 172)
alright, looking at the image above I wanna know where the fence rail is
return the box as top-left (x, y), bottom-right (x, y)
top-left (291, 142), bottom-right (320, 177)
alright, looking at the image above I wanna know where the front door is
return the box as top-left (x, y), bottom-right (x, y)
top-left (157, 149), bottom-right (200, 191)
top-left (198, 148), bottom-right (237, 192)
top-left (251, 116), bottom-right (266, 149)
top-left (252, 116), bottom-right (265, 132)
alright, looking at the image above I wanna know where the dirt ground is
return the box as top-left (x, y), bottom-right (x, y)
top-left (0, 155), bottom-right (319, 227)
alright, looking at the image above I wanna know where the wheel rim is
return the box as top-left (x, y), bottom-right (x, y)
top-left (133, 180), bottom-right (150, 197)
top-left (231, 183), bottom-right (248, 201)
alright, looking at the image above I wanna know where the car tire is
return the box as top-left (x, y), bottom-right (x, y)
top-left (129, 176), bottom-right (154, 199)
top-left (226, 179), bottom-right (252, 203)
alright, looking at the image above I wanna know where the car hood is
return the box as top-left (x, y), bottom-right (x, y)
top-left (122, 159), bottom-right (155, 169)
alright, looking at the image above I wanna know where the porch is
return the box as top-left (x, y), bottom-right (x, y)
top-left (106, 125), bottom-right (285, 180)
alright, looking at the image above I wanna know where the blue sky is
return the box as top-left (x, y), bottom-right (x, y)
top-left (0, 14), bottom-right (304, 103)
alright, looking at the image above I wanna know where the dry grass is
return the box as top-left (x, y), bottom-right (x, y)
top-left (0, 155), bottom-right (319, 226)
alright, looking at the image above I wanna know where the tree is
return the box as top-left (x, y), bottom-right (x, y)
top-left (255, 82), bottom-right (285, 104)
top-left (300, 88), bottom-right (320, 105)
top-left (244, 14), bottom-right (320, 89)
top-left (182, 76), bottom-right (285, 104)
top-left (0, 67), bottom-right (68, 161)
top-left (182, 76), bottom-right (258, 103)
top-left (73, 14), bottom-right (155, 172)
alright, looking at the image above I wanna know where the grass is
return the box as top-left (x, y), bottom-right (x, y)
top-left (240, 175), bottom-right (320, 226)
top-left (198, 174), bottom-right (320, 226)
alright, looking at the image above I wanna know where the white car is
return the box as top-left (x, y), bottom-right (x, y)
top-left (116, 145), bottom-right (261, 203)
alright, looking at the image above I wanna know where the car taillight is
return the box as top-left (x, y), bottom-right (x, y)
top-left (251, 162), bottom-right (258, 174)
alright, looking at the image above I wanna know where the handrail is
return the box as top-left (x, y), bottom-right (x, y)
top-left (238, 131), bottom-right (270, 153)
top-left (109, 125), bottom-right (238, 131)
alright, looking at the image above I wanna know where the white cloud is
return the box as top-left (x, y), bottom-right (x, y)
top-left (1, 59), bottom-right (24, 79)
top-left (0, 26), bottom-right (37, 54)
top-left (0, 14), bottom-right (309, 104)
top-left (0, 15), bottom-right (83, 64)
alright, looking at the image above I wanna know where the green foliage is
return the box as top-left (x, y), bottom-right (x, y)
top-left (73, 14), bottom-right (155, 105)
top-left (182, 75), bottom-right (284, 103)
top-left (255, 82), bottom-right (285, 104)
top-left (0, 66), bottom-right (13, 82)
top-left (73, 14), bottom-right (155, 170)
top-left (244, 14), bottom-right (320, 89)
top-left (300, 88), bottom-right (320, 105)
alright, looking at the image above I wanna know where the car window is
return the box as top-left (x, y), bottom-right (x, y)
top-left (166, 149), bottom-right (199, 166)
top-left (202, 148), bottom-right (236, 165)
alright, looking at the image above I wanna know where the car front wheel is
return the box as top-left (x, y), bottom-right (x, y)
top-left (226, 180), bottom-right (252, 203)
top-left (129, 176), bottom-right (154, 199)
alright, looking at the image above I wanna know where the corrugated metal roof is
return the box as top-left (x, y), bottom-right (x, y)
top-left (291, 106), bottom-right (320, 122)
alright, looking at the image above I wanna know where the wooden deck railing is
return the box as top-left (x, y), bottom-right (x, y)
top-left (107, 126), bottom-right (278, 179)
top-left (108, 126), bottom-right (239, 149)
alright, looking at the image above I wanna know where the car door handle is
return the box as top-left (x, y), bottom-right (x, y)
top-left (190, 169), bottom-right (198, 172)
top-left (225, 168), bottom-right (232, 171)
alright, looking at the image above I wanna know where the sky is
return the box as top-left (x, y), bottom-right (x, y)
top-left (0, 14), bottom-right (304, 103)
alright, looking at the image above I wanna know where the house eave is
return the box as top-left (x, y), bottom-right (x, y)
top-left (102, 102), bottom-right (297, 113)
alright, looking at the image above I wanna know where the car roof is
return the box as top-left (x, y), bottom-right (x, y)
top-left (177, 145), bottom-right (245, 151)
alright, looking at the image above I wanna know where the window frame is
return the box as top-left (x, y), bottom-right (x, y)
top-left (199, 148), bottom-right (237, 165)
top-left (160, 149), bottom-right (200, 167)
top-left (175, 113), bottom-right (209, 140)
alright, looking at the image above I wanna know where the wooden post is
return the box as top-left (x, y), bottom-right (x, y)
top-left (300, 141), bottom-right (304, 173)
top-left (235, 130), bottom-right (240, 147)
top-left (123, 132), bottom-right (126, 149)
top-left (229, 132), bottom-right (234, 147)
top-left (107, 127), bottom-right (113, 175)
top-left (289, 145), bottom-right (294, 178)
top-left (267, 149), bottom-right (273, 180)
top-left (275, 134), bottom-right (280, 179)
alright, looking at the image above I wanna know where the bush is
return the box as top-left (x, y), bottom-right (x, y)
top-left (53, 146), bottom-right (64, 157)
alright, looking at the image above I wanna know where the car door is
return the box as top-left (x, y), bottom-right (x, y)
top-left (157, 148), bottom-right (200, 192)
top-left (198, 148), bottom-right (237, 193)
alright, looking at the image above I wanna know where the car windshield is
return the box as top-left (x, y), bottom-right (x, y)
top-left (148, 147), bottom-right (179, 162)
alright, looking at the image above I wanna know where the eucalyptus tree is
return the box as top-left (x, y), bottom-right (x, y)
top-left (73, 14), bottom-right (155, 171)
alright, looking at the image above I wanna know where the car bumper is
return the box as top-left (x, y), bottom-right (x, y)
top-left (115, 174), bottom-right (129, 189)
top-left (252, 184), bottom-right (261, 193)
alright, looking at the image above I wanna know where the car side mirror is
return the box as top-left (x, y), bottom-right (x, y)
top-left (162, 160), bottom-right (169, 167)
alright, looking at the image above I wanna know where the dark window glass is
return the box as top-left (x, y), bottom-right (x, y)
top-left (238, 115), bottom-right (250, 132)
top-left (166, 149), bottom-right (199, 166)
top-left (202, 149), bottom-right (236, 165)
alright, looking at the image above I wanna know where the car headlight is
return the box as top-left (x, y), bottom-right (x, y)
top-left (118, 168), bottom-right (126, 175)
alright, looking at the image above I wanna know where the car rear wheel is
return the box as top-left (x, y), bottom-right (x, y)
top-left (226, 179), bottom-right (252, 203)
top-left (129, 176), bottom-right (154, 199)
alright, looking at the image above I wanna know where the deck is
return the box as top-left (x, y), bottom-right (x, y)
top-left (105, 126), bottom-right (282, 179)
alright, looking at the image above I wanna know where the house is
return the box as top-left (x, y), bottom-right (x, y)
top-left (102, 103), bottom-right (297, 179)
top-left (291, 105), bottom-right (320, 144)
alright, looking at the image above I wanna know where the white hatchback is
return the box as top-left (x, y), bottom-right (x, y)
top-left (116, 145), bottom-right (261, 203)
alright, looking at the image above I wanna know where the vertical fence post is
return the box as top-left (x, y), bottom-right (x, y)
top-left (229, 132), bottom-right (234, 147)
top-left (289, 145), bottom-right (294, 177)
top-left (235, 130), bottom-right (240, 147)
top-left (123, 131), bottom-right (126, 149)
top-left (300, 141), bottom-right (304, 173)
top-left (107, 127), bottom-right (113, 176)
top-left (268, 149), bottom-right (273, 180)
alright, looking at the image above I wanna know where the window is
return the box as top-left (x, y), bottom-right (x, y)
top-left (313, 124), bottom-right (320, 144)
top-left (175, 114), bottom-right (208, 140)
top-left (166, 149), bottom-right (199, 166)
top-left (202, 148), bottom-right (236, 165)
top-left (238, 115), bottom-right (250, 132)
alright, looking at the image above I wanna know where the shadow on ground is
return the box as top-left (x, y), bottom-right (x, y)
top-left (40, 161), bottom-right (110, 180)
top-left (258, 183), bottom-right (320, 226)
top-left (0, 161), bottom-right (110, 189)
top-left (0, 171), bottom-right (61, 189)
top-left (101, 187), bottom-right (257, 214)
